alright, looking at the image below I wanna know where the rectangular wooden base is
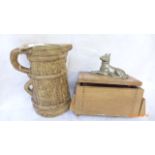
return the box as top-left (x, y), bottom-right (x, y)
top-left (70, 72), bottom-right (145, 117)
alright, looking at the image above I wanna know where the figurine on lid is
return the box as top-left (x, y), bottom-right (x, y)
top-left (71, 53), bottom-right (145, 117)
top-left (95, 53), bottom-right (128, 79)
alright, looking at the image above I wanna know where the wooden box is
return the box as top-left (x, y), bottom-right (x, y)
top-left (70, 72), bottom-right (145, 117)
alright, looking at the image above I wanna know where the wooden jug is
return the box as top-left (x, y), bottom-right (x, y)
top-left (10, 44), bottom-right (72, 117)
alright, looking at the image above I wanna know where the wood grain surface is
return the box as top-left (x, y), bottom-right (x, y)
top-left (71, 72), bottom-right (145, 117)
top-left (78, 72), bottom-right (142, 87)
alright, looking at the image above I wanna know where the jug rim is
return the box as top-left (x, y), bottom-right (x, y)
top-left (20, 43), bottom-right (72, 51)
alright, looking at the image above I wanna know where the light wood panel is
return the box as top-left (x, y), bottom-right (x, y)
top-left (78, 72), bottom-right (142, 87)
top-left (70, 72), bottom-right (145, 117)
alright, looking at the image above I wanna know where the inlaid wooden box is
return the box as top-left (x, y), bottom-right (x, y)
top-left (70, 72), bottom-right (145, 117)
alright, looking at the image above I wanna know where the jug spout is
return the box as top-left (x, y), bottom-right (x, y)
top-left (60, 44), bottom-right (72, 52)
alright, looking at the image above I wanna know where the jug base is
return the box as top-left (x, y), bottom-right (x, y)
top-left (32, 98), bottom-right (70, 117)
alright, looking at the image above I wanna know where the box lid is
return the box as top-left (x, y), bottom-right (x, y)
top-left (78, 72), bottom-right (142, 87)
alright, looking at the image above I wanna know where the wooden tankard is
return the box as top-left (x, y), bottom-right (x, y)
top-left (10, 44), bottom-right (72, 117)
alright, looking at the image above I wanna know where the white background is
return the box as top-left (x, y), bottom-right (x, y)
top-left (0, 34), bottom-right (154, 120)
top-left (0, 1), bottom-right (155, 155)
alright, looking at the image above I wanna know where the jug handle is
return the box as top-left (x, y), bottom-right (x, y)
top-left (24, 80), bottom-right (33, 96)
top-left (10, 48), bottom-right (30, 74)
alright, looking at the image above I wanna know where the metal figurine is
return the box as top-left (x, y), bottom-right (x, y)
top-left (94, 53), bottom-right (128, 79)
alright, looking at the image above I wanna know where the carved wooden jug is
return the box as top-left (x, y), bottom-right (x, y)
top-left (10, 44), bottom-right (72, 117)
